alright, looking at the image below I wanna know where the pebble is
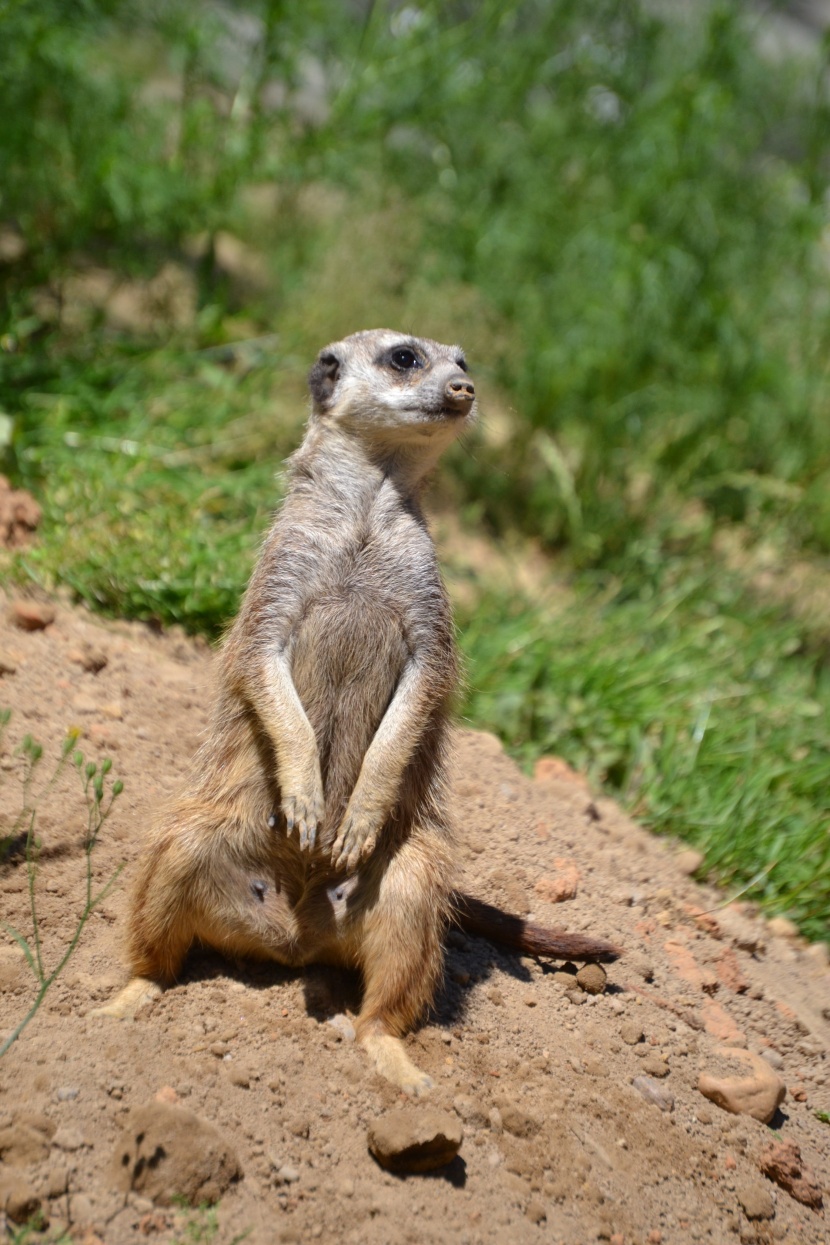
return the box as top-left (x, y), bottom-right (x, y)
top-left (621, 1021), bottom-right (645, 1046)
top-left (576, 963), bottom-right (606, 995)
top-left (367, 1108), bottom-right (462, 1173)
top-left (552, 971), bottom-right (576, 988)
top-left (494, 1096), bottom-right (542, 1139)
top-left (565, 990), bottom-right (586, 1006)
top-left (453, 1095), bottom-right (488, 1128)
top-left (46, 1164), bottom-right (70, 1198)
top-left (767, 916), bottom-right (799, 940)
top-left (632, 1076), bottom-right (674, 1112)
top-left (641, 1054), bottom-right (670, 1078)
top-left (698, 1048), bottom-right (786, 1124)
top-left (275, 1165), bottom-right (300, 1185)
top-left (68, 1192), bottom-right (93, 1225)
top-left (56, 1086), bottom-right (80, 1102)
top-left (736, 1178), bottom-right (775, 1220)
top-left (53, 1126), bottom-right (87, 1151)
top-left (675, 848), bottom-right (704, 876)
top-left (68, 644), bottom-right (108, 673)
top-left (760, 1048), bottom-right (784, 1071)
top-left (11, 600), bottom-right (55, 631)
top-left (525, 1199), bottom-right (546, 1224)
top-left (534, 860), bottom-right (580, 903)
top-left (327, 1013), bottom-right (355, 1042)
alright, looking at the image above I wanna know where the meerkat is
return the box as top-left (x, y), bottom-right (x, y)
top-left (95, 330), bottom-right (620, 1095)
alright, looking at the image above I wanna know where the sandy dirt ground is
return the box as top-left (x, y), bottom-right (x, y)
top-left (0, 592), bottom-right (828, 1245)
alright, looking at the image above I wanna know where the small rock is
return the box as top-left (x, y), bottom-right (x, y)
top-left (228, 1069), bottom-right (250, 1089)
top-left (767, 916), bottom-right (799, 940)
top-left (0, 1172), bottom-right (42, 1225)
top-left (53, 1126), bottom-right (87, 1151)
top-left (565, 990), bottom-right (586, 1006)
top-left (68, 1192), bottom-right (93, 1225)
top-left (110, 1102), bottom-right (242, 1206)
top-left (70, 693), bottom-right (98, 715)
top-left (209, 1042), bottom-right (230, 1058)
top-left (56, 1086), bottom-right (80, 1102)
top-left (494, 1097), bottom-right (542, 1139)
top-left (758, 1139), bottom-right (823, 1210)
top-left (327, 1013), bottom-right (355, 1042)
top-left (101, 701), bottom-right (124, 721)
top-left (453, 1095), bottom-right (488, 1128)
top-left (576, 963), bottom-right (606, 995)
top-left (0, 655), bottom-right (17, 675)
top-left (275, 1165), bottom-right (300, 1185)
top-left (698, 1048), bottom-right (786, 1124)
top-left (526, 1199), bottom-right (546, 1224)
top-left (675, 848), bottom-right (704, 876)
top-left (68, 644), bottom-right (108, 673)
top-left (632, 1076), bottom-right (674, 1112)
top-left (736, 1178), bottom-right (775, 1220)
top-left (0, 1123), bottom-right (51, 1165)
top-left (552, 971), bottom-right (576, 988)
top-left (46, 1164), bottom-right (70, 1198)
top-left (760, 1048), bottom-right (784, 1071)
top-left (621, 1021), bottom-right (645, 1046)
top-left (533, 756), bottom-right (588, 789)
top-left (534, 859), bottom-right (580, 904)
top-left (367, 1108), bottom-right (462, 1173)
top-left (804, 941), bottom-right (829, 970)
top-left (641, 1055), bottom-right (670, 1078)
top-left (11, 600), bottom-right (55, 631)
top-left (153, 1086), bottom-right (179, 1105)
top-left (487, 987), bottom-right (504, 1006)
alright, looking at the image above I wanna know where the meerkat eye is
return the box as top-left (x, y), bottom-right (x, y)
top-left (390, 347), bottom-right (422, 371)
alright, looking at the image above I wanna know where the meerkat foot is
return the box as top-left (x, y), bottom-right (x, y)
top-left (361, 1032), bottom-right (434, 1097)
top-left (90, 976), bottom-right (163, 1020)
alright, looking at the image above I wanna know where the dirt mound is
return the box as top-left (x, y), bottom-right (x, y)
top-left (0, 596), bottom-right (827, 1243)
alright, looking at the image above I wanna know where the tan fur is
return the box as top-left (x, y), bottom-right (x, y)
top-left (95, 330), bottom-right (620, 1094)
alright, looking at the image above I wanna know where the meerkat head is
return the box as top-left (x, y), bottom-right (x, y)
top-left (307, 329), bottom-right (477, 452)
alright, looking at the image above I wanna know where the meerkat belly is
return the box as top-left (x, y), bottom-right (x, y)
top-left (290, 592), bottom-right (409, 822)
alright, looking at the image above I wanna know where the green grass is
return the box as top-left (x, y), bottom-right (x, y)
top-left (458, 572), bottom-right (830, 942)
top-left (0, 0), bottom-right (829, 941)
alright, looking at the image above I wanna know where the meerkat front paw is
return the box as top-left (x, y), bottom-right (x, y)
top-left (279, 771), bottom-right (325, 850)
top-left (331, 802), bottom-right (384, 872)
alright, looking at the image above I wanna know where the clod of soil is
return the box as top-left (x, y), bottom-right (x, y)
top-left (110, 1101), bottom-right (243, 1206)
top-left (0, 1172), bottom-right (42, 1225)
top-left (576, 963), bottom-right (607, 994)
top-left (10, 599), bottom-right (55, 631)
top-left (367, 1108), bottom-right (463, 1173)
top-left (759, 1139), bottom-right (824, 1209)
top-left (0, 476), bottom-right (41, 548)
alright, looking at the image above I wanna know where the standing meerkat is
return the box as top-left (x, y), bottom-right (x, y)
top-left (96, 329), bottom-right (620, 1095)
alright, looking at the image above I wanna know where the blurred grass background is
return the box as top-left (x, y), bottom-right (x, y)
top-left (0, 0), bottom-right (828, 939)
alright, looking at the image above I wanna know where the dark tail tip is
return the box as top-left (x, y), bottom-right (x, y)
top-left (450, 890), bottom-right (623, 964)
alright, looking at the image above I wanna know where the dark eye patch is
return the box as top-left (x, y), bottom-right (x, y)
top-left (455, 357), bottom-right (468, 372)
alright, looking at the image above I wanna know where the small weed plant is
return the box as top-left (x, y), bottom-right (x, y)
top-left (0, 711), bottom-right (123, 1056)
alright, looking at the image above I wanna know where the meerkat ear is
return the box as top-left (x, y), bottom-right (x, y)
top-left (308, 350), bottom-right (340, 409)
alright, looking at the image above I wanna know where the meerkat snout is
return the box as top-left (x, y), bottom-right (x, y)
top-left (444, 375), bottom-right (475, 411)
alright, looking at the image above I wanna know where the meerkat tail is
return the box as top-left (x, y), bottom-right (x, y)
top-left (449, 891), bottom-right (623, 963)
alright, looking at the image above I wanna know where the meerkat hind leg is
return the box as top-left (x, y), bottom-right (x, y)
top-left (360, 1022), bottom-right (434, 1097)
top-left (90, 976), bottom-right (163, 1020)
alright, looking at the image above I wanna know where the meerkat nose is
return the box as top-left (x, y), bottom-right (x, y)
top-left (444, 377), bottom-right (475, 408)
